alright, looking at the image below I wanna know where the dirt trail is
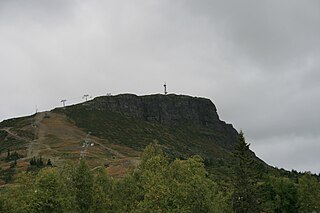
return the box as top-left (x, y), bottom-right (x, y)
top-left (27, 112), bottom-right (46, 157)
top-left (92, 140), bottom-right (125, 158)
top-left (28, 112), bottom-right (133, 160)
top-left (0, 118), bottom-right (56, 162)
top-left (0, 127), bottom-right (30, 143)
top-left (2, 111), bottom-right (141, 176)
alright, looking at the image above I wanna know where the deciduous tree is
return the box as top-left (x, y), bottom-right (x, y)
top-left (298, 172), bottom-right (320, 213)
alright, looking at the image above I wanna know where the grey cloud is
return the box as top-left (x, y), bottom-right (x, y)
top-left (181, 0), bottom-right (320, 69)
top-left (251, 135), bottom-right (320, 172)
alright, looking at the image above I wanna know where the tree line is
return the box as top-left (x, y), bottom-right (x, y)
top-left (0, 133), bottom-right (319, 212)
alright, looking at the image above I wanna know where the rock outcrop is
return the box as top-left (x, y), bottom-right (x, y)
top-left (84, 94), bottom-right (238, 143)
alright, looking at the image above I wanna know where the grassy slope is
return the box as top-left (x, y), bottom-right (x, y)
top-left (56, 104), bottom-right (244, 180)
top-left (0, 115), bottom-right (35, 153)
top-left (62, 106), bottom-right (231, 156)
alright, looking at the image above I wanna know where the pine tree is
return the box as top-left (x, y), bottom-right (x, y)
top-left (39, 156), bottom-right (44, 166)
top-left (47, 159), bottom-right (52, 166)
top-left (30, 157), bottom-right (35, 165)
top-left (6, 149), bottom-right (10, 159)
top-left (33, 156), bottom-right (36, 165)
top-left (232, 131), bottom-right (258, 213)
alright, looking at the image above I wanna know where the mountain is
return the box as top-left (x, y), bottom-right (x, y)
top-left (0, 93), bottom-right (267, 182)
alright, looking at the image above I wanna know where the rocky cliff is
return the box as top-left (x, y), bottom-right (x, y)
top-left (83, 94), bottom-right (238, 144)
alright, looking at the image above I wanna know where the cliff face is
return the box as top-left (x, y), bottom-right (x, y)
top-left (85, 94), bottom-right (238, 143)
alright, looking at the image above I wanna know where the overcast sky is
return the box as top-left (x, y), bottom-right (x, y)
top-left (1, 0), bottom-right (319, 173)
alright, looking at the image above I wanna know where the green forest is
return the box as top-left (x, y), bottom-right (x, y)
top-left (0, 133), bottom-right (320, 213)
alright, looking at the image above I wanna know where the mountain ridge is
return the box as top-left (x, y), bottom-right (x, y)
top-left (76, 93), bottom-right (239, 145)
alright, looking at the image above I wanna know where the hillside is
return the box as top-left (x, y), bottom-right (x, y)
top-left (0, 93), bottom-right (268, 183)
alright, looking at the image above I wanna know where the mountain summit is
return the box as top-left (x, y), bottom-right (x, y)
top-left (79, 94), bottom-right (238, 142)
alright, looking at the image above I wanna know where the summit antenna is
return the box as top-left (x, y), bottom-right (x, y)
top-left (163, 82), bottom-right (168, 95)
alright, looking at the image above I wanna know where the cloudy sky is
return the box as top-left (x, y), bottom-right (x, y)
top-left (1, 0), bottom-right (319, 173)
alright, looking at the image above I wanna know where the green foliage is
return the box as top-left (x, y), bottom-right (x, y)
top-left (0, 167), bottom-right (15, 183)
top-left (0, 135), bottom-right (26, 153)
top-left (232, 131), bottom-right (258, 213)
top-left (1, 143), bottom-right (318, 212)
top-left (0, 168), bottom-right (75, 213)
top-left (5, 150), bottom-right (23, 162)
top-left (135, 143), bottom-right (231, 212)
top-left (139, 142), bottom-right (168, 172)
top-left (0, 116), bottom-right (34, 153)
top-left (0, 130), bottom-right (8, 140)
top-left (28, 156), bottom-right (53, 172)
top-left (30, 156), bottom-right (36, 166)
top-left (47, 159), bottom-right (53, 166)
top-left (168, 156), bottom-right (231, 213)
top-left (256, 181), bottom-right (277, 212)
top-left (14, 129), bottom-right (35, 140)
top-left (298, 172), bottom-right (320, 212)
top-left (31, 168), bottom-right (65, 212)
top-left (0, 143), bottom-right (234, 212)
top-left (0, 115), bottom-right (34, 129)
top-left (72, 159), bottom-right (93, 213)
top-left (0, 172), bottom-right (35, 212)
top-left (10, 159), bottom-right (17, 168)
top-left (257, 176), bottom-right (298, 213)
top-left (29, 156), bottom-right (46, 169)
top-left (271, 176), bottom-right (298, 213)
top-left (136, 144), bottom-right (171, 212)
top-left (111, 173), bottom-right (142, 212)
top-left (90, 167), bottom-right (113, 212)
